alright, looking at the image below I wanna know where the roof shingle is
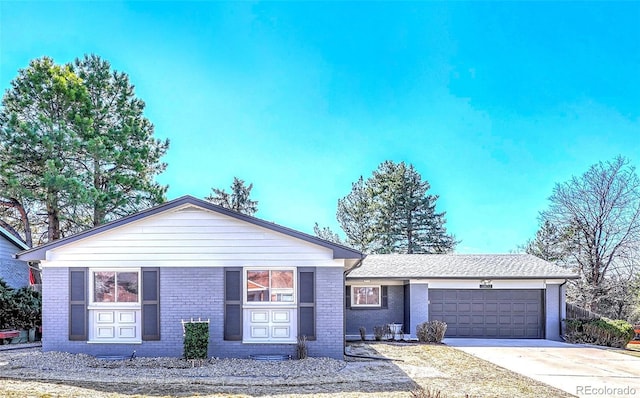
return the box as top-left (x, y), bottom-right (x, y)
top-left (347, 254), bottom-right (578, 279)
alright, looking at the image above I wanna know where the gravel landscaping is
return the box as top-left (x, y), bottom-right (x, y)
top-left (0, 343), bottom-right (574, 397)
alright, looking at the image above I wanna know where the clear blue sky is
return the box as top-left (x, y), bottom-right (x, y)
top-left (1, 1), bottom-right (639, 253)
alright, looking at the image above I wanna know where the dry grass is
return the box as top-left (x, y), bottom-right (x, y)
top-left (0, 343), bottom-right (573, 398)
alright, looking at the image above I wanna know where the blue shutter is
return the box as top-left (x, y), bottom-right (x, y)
top-left (224, 268), bottom-right (242, 340)
top-left (142, 268), bottom-right (160, 340)
top-left (298, 268), bottom-right (316, 340)
top-left (69, 268), bottom-right (87, 341)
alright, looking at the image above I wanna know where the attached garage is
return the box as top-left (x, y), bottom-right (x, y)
top-left (346, 254), bottom-right (579, 341)
top-left (429, 289), bottom-right (544, 338)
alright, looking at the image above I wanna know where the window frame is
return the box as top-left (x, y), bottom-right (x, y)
top-left (243, 267), bottom-right (297, 306)
top-left (88, 268), bottom-right (142, 307)
top-left (350, 285), bottom-right (382, 308)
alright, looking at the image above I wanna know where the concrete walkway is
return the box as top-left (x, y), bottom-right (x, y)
top-left (445, 339), bottom-right (640, 398)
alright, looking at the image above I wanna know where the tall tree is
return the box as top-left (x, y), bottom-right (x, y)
top-left (538, 156), bottom-right (640, 312)
top-left (0, 57), bottom-right (88, 243)
top-left (0, 55), bottom-right (169, 244)
top-left (73, 54), bottom-right (169, 227)
top-left (206, 177), bottom-right (258, 215)
top-left (337, 161), bottom-right (456, 254)
top-left (336, 177), bottom-right (375, 252)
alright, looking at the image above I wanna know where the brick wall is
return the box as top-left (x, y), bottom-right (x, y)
top-left (42, 266), bottom-right (345, 359)
top-left (345, 285), bottom-right (405, 335)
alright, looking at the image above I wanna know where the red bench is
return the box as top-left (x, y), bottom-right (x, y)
top-left (0, 330), bottom-right (20, 339)
top-left (0, 330), bottom-right (20, 344)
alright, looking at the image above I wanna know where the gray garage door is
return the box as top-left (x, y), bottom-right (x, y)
top-left (429, 289), bottom-right (544, 338)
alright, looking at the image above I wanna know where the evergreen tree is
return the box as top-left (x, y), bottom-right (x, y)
top-left (73, 54), bottom-right (169, 227)
top-left (0, 55), bottom-right (169, 243)
top-left (206, 177), bottom-right (258, 215)
top-left (0, 57), bottom-right (88, 242)
top-left (336, 176), bottom-right (375, 252)
top-left (313, 222), bottom-right (344, 245)
top-left (337, 161), bottom-right (456, 254)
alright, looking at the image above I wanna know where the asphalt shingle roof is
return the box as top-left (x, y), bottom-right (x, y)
top-left (347, 254), bottom-right (578, 279)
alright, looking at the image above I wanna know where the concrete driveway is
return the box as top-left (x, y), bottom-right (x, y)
top-left (445, 339), bottom-right (640, 398)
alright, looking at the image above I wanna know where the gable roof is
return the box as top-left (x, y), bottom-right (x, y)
top-left (347, 253), bottom-right (578, 279)
top-left (0, 225), bottom-right (29, 251)
top-left (17, 195), bottom-right (364, 261)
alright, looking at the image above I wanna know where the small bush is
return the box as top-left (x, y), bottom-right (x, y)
top-left (564, 317), bottom-right (635, 348)
top-left (0, 279), bottom-right (42, 330)
top-left (416, 320), bottom-right (447, 343)
top-left (183, 322), bottom-right (209, 360)
top-left (296, 335), bottom-right (308, 359)
top-left (359, 326), bottom-right (366, 341)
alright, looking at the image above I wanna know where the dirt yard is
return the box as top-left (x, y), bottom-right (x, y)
top-left (0, 342), bottom-right (574, 397)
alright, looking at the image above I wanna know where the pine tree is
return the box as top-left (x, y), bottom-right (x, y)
top-left (313, 223), bottom-right (344, 245)
top-left (337, 161), bottom-right (455, 254)
top-left (73, 54), bottom-right (169, 227)
top-left (0, 57), bottom-right (88, 242)
top-left (206, 177), bottom-right (258, 215)
top-left (337, 177), bottom-right (375, 252)
top-left (0, 55), bottom-right (169, 243)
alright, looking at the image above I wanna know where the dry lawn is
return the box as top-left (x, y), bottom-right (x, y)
top-left (0, 343), bottom-right (574, 398)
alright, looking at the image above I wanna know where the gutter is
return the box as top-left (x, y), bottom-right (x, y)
top-left (559, 279), bottom-right (568, 340)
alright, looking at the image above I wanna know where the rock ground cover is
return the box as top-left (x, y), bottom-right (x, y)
top-left (0, 342), bottom-right (573, 397)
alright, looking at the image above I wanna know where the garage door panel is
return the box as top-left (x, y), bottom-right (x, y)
top-left (485, 303), bottom-right (497, 312)
top-left (429, 289), bottom-right (543, 339)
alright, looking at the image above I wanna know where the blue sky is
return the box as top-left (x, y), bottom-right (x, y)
top-left (1, 1), bottom-right (639, 253)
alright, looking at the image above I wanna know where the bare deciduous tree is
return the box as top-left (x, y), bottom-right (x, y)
top-left (540, 156), bottom-right (640, 312)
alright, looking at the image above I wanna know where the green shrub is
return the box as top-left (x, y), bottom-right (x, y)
top-left (416, 320), bottom-right (447, 343)
top-left (564, 317), bottom-right (635, 348)
top-left (183, 322), bottom-right (209, 360)
top-left (0, 279), bottom-right (41, 330)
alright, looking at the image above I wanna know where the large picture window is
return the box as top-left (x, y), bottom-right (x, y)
top-left (246, 269), bottom-right (294, 303)
top-left (351, 286), bottom-right (381, 307)
top-left (93, 271), bottom-right (139, 303)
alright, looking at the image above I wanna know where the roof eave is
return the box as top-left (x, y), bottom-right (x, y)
top-left (346, 275), bottom-right (580, 280)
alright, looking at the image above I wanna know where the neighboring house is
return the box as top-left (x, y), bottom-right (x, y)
top-left (346, 254), bottom-right (578, 341)
top-left (0, 225), bottom-right (30, 289)
top-left (16, 196), bottom-right (364, 359)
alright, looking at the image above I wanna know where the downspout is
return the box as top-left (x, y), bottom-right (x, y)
top-left (559, 280), bottom-right (567, 340)
top-left (344, 255), bottom-right (366, 358)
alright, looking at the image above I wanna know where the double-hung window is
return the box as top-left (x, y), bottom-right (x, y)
top-left (243, 268), bottom-right (297, 343)
top-left (88, 269), bottom-right (141, 343)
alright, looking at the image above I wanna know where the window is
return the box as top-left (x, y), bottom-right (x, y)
top-left (88, 269), bottom-right (141, 343)
top-left (243, 268), bottom-right (297, 343)
top-left (351, 286), bottom-right (381, 307)
top-left (93, 271), bottom-right (139, 303)
top-left (246, 269), bottom-right (294, 303)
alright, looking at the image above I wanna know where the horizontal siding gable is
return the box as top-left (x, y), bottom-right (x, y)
top-left (45, 206), bottom-right (335, 267)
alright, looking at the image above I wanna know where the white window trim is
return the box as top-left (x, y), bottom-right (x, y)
top-left (243, 267), bottom-right (297, 306)
top-left (89, 268), bottom-right (142, 307)
top-left (88, 268), bottom-right (142, 344)
top-left (351, 285), bottom-right (382, 308)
